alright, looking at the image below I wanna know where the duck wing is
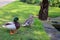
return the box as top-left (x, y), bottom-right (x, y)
top-left (5, 23), bottom-right (11, 25)
top-left (3, 22), bottom-right (16, 30)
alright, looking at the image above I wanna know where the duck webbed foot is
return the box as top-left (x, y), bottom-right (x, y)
top-left (10, 30), bottom-right (17, 34)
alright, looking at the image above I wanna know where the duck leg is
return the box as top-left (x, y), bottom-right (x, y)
top-left (14, 30), bottom-right (17, 33)
top-left (10, 30), bottom-right (15, 34)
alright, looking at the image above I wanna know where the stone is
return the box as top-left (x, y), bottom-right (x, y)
top-left (51, 21), bottom-right (60, 31)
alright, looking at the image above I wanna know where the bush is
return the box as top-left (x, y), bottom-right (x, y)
top-left (20, 0), bottom-right (40, 5)
top-left (20, 0), bottom-right (26, 2)
top-left (26, 0), bottom-right (36, 4)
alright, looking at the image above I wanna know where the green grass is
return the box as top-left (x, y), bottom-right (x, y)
top-left (0, 1), bottom-right (60, 17)
top-left (0, 1), bottom-right (60, 40)
top-left (0, 18), bottom-right (50, 40)
top-left (49, 7), bottom-right (60, 17)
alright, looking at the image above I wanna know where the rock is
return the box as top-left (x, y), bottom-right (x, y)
top-left (51, 21), bottom-right (60, 31)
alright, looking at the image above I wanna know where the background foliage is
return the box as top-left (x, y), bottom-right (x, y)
top-left (17, 0), bottom-right (60, 7)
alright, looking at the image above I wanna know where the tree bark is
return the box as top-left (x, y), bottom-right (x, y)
top-left (39, 0), bottom-right (49, 20)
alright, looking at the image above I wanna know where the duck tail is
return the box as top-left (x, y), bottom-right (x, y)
top-left (21, 24), bottom-right (26, 26)
top-left (2, 25), bottom-right (6, 28)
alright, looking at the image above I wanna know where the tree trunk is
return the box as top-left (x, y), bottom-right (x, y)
top-left (39, 0), bottom-right (49, 20)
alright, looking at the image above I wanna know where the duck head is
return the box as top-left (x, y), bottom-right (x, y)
top-left (13, 17), bottom-right (20, 29)
top-left (13, 17), bottom-right (19, 22)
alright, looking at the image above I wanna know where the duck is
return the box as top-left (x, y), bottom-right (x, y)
top-left (22, 14), bottom-right (34, 27)
top-left (2, 17), bottom-right (20, 34)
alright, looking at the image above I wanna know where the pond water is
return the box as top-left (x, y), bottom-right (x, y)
top-left (51, 21), bottom-right (60, 31)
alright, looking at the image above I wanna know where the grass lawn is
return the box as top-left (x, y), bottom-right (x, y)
top-left (49, 7), bottom-right (60, 17)
top-left (0, 1), bottom-right (60, 40)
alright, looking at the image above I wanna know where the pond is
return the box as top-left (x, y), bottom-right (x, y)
top-left (51, 21), bottom-right (60, 31)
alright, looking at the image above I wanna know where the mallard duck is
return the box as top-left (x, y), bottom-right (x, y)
top-left (2, 17), bottom-right (20, 34)
top-left (22, 14), bottom-right (34, 27)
